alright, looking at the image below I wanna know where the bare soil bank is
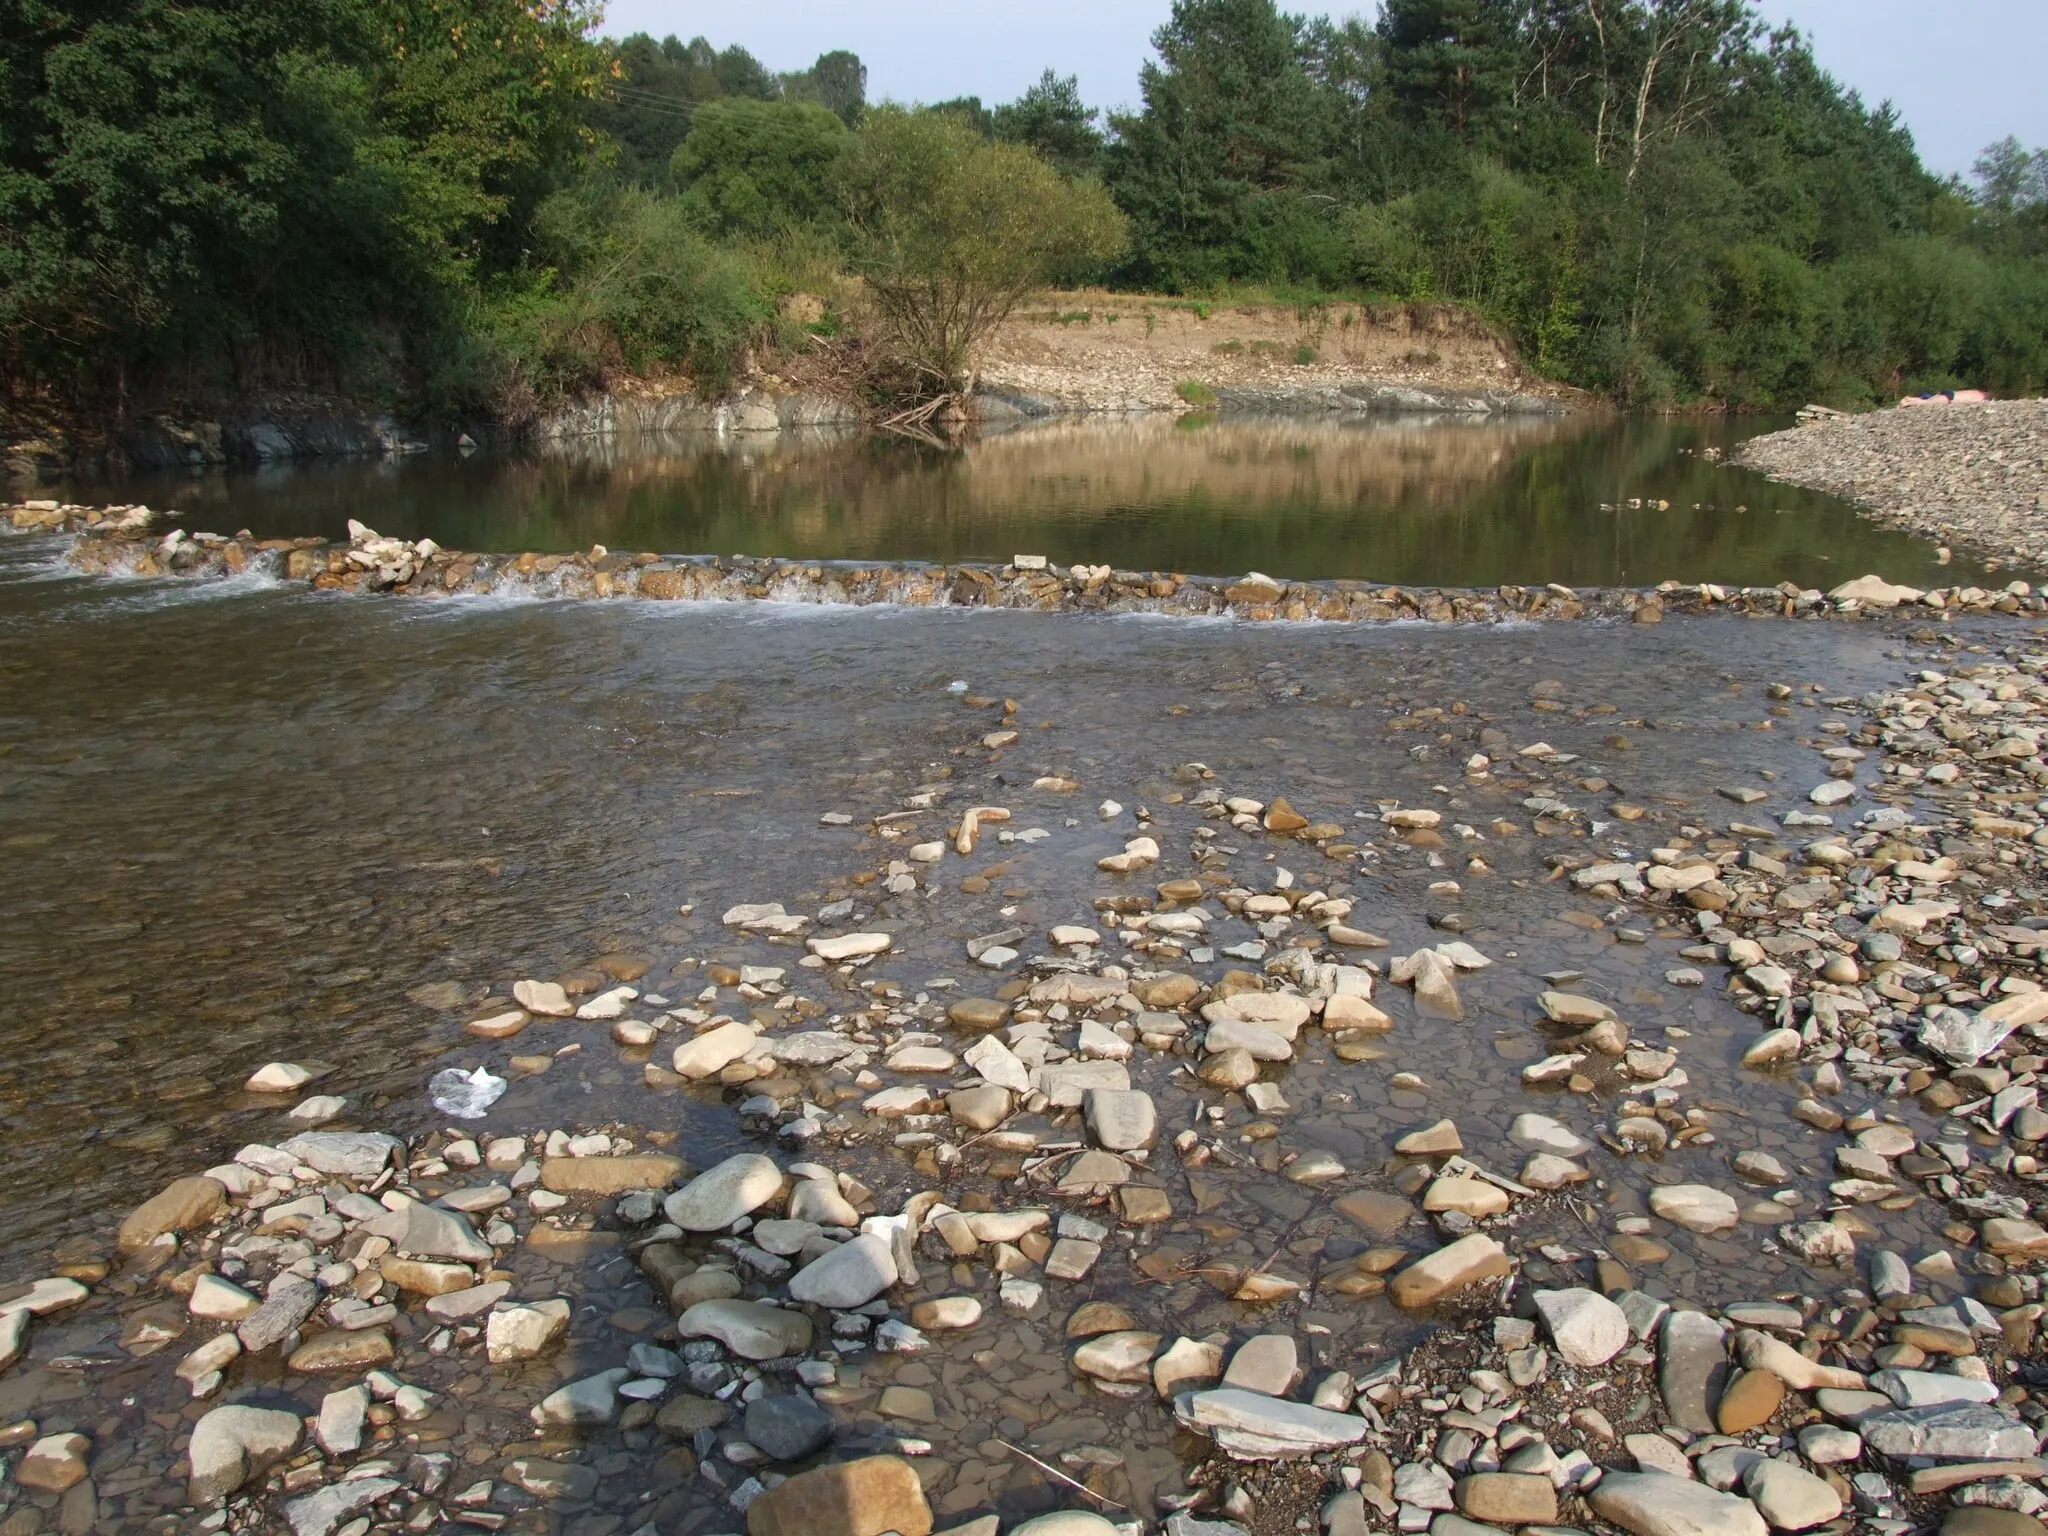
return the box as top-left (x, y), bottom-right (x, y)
top-left (974, 292), bottom-right (1582, 413)
top-left (1736, 400), bottom-right (2048, 570)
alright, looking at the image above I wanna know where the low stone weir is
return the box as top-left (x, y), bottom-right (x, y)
top-left (12, 502), bottom-right (2047, 625)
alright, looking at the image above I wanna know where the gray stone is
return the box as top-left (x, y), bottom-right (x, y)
top-left (277, 1131), bottom-right (403, 1178)
top-left (284, 1477), bottom-right (399, 1536)
top-left (1696, 1448), bottom-right (1765, 1493)
top-left (1534, 1288), bottom-right (1629, 1367)
top-left (678, 1299), bottom-right (815, 1360)
top-left (532, 1368), bottom-right (631, 1427)
top-left (1858, 1404), bottom-right (2039, 1461)
top-left (1010, 1515), bottom-right (1121, 1536)
top-left (486, 1298), bottom-right (571, 1362)
top-left (1744, 1460), bottom-right (1843, 1531)
top-left (1649, 1185), bottom-right (1740, 1233)
top-left (1659, 1312), bottom-right (1730, 1434)
top-left (1221, 1335), bottom-right (1299, 1395)
top-left (1618, 1291), bottom-right (1671, 1342)
top-left (663, 1154), bottom-right (784, 1231)
top-left (745, 1394), bottom-right (836, 1462)
top-left (1796, 1425), bottom-right (1861, 1464)
top-left (1589, 1471), bottom-right (1768, 1536)
top-left (1036, 1060), bottom-right (1131, 1107)
top-left (1870, 1369), bottom-right (2000, 1408)
top-left (1175, 1387), bottom-right (1371, 1458)
top-left (788, 1232), bottom-right (897, 1308)
top-left (1084, 1088), bottom-right (1158, 1151)
top-left (188, 1405), bottom-right (303, 1503)
top-left (366, 1199), bottom-right (493, 1263)
top-left (237, 1278), bottom-right (320, 1353)
top-left (315, 1386), bottom-right (369, 1456)
top-left (1396, 1463), bottom-right (1457, 1510)
top-left (1813, 1388), bottom-right (1892, 1423)
top-left (1510, 1114), bottom-right (1592, 1157)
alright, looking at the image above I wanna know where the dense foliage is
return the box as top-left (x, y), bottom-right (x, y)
top-left (2, 0), bottom-right (2043, 420)
top-left (1094, 0), bottom-right (2048, 405)
top-left (837, 109), bottom-right (1127, 395)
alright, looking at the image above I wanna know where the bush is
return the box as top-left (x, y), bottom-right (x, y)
top-left (425, 186), bottom-right (784, 421)
top-left (1175, 379), bottom-right (1218, 407)
top-left (672, 99), bottom-right (848, 239)
top-left (836, 107), bottom-right (1129, 396)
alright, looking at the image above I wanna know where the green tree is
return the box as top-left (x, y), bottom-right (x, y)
top-left (993, 70), bottom-right (1104, 180)
top-left (837, 107), bottom-right (1128, 395)
top-left (1375, 0), bottom-right (1519, 140)
top-left (1104, 0), bottom-right (1340, 286)
top-left (672, 98), bottom-right (847, 239)
top-left (782, 50), bottom-right (866, 127)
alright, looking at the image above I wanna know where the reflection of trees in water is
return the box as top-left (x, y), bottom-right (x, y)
top-left (80, 414), bottom-right (1976, 588)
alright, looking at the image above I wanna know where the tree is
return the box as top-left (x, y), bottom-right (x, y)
top-left (1105, 0), bottom-right (1339, 285)
top-left (836, 107), bottom-right (1127, 396)
top-left (993, 71), bottom-right (1104, 180)
top-left (1376, 0), bottom-right (1520, 140)
top-left (801, 50), bottom-right (867, 126)
top-left (672, 98), bottom-right (846, 239)
top-left (1975, 137), bottom-right (2048, 214)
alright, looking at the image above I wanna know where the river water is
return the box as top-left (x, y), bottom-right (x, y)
top-left (0, 415), bottom-right (2027, 1529)
top-left (75, 413), bottom-right (1982, 589)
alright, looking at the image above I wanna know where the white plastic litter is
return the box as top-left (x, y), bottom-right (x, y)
top-left (430, 1066), bottom-right (507, 1119)
top-left (947, 680), bottom-right (969, 694)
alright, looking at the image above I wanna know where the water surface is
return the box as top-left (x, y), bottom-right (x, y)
top-left (71, 413), bottom-right (1982, 589)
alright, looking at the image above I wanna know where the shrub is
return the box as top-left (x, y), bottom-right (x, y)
top-left (672, 99), bottom-right (848, 240)
top-left (1175, 379), bottom-right (1218, 407)
top-left (836, 107), bottom-right (1129, 396)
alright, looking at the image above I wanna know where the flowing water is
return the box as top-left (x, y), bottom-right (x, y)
top-left (0, 415), bottom-right (2027, 1530)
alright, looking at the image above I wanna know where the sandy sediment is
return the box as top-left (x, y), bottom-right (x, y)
top-left (1735, 400), bottom-right (2048, 569)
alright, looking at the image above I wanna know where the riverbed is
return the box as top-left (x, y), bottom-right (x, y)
top-left (3, 417), bottom-right (2047, 1536)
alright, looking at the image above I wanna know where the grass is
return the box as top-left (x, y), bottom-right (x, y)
top-left (1175, 379), bottom-right (1218, 408)
top-left (1294, 344), bottom-right (1319, 365)
top-left (1211, 340), bottom-right (1244, 356)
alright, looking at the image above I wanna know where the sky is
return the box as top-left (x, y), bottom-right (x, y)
top-left (598, 0), bottom-right (2048, 180)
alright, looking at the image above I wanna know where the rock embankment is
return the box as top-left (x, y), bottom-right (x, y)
top-left (14, 503), bottom-right (2048, 626)
top-left (1734, 402), bottom-right (2048, 569)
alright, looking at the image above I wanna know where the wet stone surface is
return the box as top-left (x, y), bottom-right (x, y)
top-left (2, 520), bottom-right (2048, 1536)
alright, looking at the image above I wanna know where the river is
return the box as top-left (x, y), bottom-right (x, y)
top-left (0, 413), bottom-right (2037, 1533)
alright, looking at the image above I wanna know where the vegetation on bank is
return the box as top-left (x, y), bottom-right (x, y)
top-left (3, 0), bottom-right (2046, 426)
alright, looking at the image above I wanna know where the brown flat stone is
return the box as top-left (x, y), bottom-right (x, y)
top-left (288, 1329), bottom-right (394, 1373)
top-left (748, 1456), bottom-right (933, 1536)
top-left (1716, 1367), bottom-right (1784, 1433)
top-left (539, 1155), bottom-right (685, 1195)
top-left (117, 1176), bottom-right (226, 1253)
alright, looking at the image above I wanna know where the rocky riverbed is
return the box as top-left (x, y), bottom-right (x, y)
top-left (1734, 403), bottom-right (2048, 571)
top-left (4, 547), bottom-right (2048, 1536)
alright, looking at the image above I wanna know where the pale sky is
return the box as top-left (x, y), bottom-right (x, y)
top-left (598, 0), bottom-right (2048, 179)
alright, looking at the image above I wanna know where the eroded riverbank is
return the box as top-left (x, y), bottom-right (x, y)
top-left (4, 530), bottom-right (2048, 1536)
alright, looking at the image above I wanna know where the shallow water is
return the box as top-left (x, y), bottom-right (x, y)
top-left (0, 529), bottom-right (1974, 1299)
top-left (69, 413), bottom-right (1986, 589)
top-left (2, 436), bottom-right (2035, 1530)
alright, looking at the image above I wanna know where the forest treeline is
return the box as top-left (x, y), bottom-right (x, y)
top-left (3, 0), bottom-right (2046, 422)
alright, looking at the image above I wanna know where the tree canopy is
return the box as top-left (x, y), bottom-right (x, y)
top-left (1, 1), bottom-right (2043, 417)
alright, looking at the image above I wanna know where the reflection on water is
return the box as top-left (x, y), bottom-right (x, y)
top-left (71, 413), bottom-right (1979, 589)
